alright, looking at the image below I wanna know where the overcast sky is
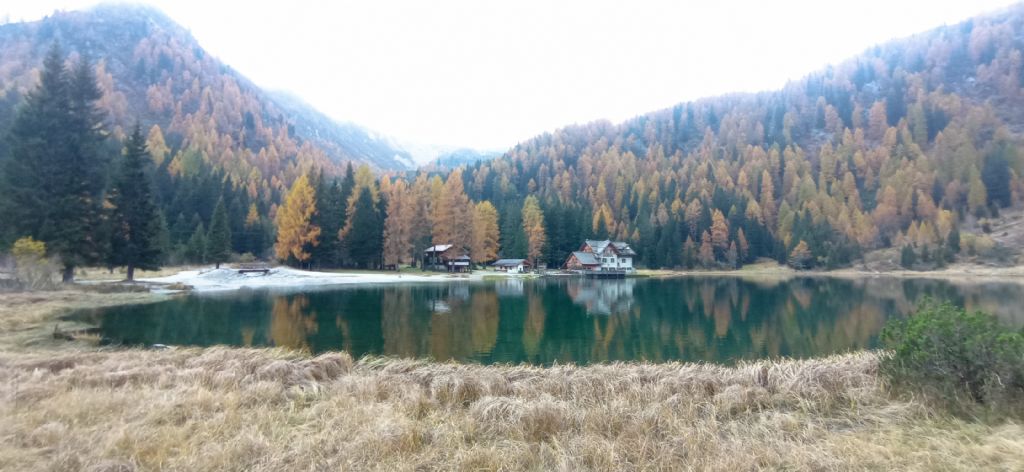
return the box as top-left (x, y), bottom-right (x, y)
top-left (2, 1), bottom-right (1020, 150)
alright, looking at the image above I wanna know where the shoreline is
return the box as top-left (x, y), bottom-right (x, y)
top-left (1, 288), bottom-right (1021, 470)
top-left (78, 261), bottom-right (1024, 294)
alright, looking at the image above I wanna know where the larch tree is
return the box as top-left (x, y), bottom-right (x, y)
top-left (698, 231), bottom-right (715, 267)
top-left (431, 169), bottom-right (473, 253)
top-left (471, 201), bottom-right (500, 264)
top-left (206, 197), bottom-right (232, 268)
top-left (274, 174), bottom-right (321, 265)
top-left (107, 125), bottom-right (163, 281)
top-left (382, 179), bottom-right (412, 269)
top-left (710, 209), bottom-right (730, 257)
top-left (521, 196), bottom-right (547, 266)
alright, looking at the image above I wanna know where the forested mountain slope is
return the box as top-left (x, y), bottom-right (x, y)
top-left (460, 6), bottom-right (1024, 269)
top-left (0, 4), bottom-right (413, 188)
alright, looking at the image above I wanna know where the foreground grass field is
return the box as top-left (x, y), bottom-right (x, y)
top-left (1, 290), bottom-right (1022, 470)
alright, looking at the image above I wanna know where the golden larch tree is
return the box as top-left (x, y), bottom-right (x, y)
top-left (382, 179), bottom-right (412, 268)
top-left (274, 174), bottom-right (320, 263)
top-left (431, 169), bottom-right (473, 253)
top-left (521, 196), bottom-right (546, 266)
top-left (471, 201), bottom-right (500, 264)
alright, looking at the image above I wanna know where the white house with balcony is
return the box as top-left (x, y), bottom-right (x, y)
top-left (564, 240), bottom-right (636, 272)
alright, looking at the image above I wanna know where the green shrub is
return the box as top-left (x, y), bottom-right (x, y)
top-left (880, 299), bottom-right (1024, 415)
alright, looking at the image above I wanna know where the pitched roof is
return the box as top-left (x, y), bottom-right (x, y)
top-left (571, 251), bottom-right (600, 265)
top-left (611, 241), bottom-right (637, 256)
top-left (424, 244), bottom-right (453, 253)
top-left (492, 259), bottom-right (528, 267)
top-left (584, 240), bottom-right (636, 256)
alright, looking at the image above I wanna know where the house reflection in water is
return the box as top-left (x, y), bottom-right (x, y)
top-left (565, 278), bottom-right (636, 315)
top-left (494, 278), bottom-right (525, 297)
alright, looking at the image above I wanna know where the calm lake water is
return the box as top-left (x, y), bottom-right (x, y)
top-left (72, 276), bottom-right (1024, 365)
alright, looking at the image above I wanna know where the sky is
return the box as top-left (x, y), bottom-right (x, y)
top-left (1, 0), bottom-right (1020, 151)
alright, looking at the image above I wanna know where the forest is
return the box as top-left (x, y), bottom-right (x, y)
top-left (2, 5), bottom-right (1024, 277)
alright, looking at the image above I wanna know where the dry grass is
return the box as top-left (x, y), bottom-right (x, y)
top-left (0, 290), bottom-right (163, 351)
top-left (0, 290), bottom-right (1022, 470)
top-left (1, 349), bottom-right (1022, 471)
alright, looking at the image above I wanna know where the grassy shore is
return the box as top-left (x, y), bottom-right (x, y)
top-left (1, 290), bottom-right (1022, 470)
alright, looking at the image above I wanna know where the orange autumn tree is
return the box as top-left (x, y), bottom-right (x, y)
top-left (274, 174), bottom-right (320, 265)
top-left (521, 196), bottom-right (546, 266)
top-left (471, 201), bottom-right (500, 264)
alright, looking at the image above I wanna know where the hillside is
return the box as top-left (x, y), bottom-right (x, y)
top-left (457, 6), bottom-right (1024, 269)
top-left (0, 4), bottom-right (413, 189)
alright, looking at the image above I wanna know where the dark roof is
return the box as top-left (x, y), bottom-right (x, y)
top-left (492, 259), bottom-right (529, 267)
top-left (571, 251), bottom-right (600, 265)
top-left (449, 254), bottom-right (471, 261)
top-left (584, 240), bottom-right (636, 256)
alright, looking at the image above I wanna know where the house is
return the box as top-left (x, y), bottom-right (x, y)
top-left (423, 244), bottom-right (472, 273)
top-left (491, 258), bottom-right (532, 273)
top-left (564, 240), bottom-right (636, 271)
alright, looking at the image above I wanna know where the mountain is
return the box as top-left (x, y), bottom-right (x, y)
top-left (0, 4), bottom-right (412, 191)
top-left (456, 6), bottom-right (1024, 269)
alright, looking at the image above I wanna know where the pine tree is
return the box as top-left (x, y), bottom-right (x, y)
top-left (274, 174), bottom-right (320, 265)
top-left (346, 187), bottom-right (383, 269)
top-left (107, 125), bottom-right (163, 281)
top-left (900, 244), bottom-right (917, 268)
top-left (206, 197), bottom-right (232, 268)
top-left (2, 44), bottom-right (107, 282)
top-left (185, 222), bottom-right (207, 264)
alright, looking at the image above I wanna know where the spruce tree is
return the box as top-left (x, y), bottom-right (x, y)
top-left (310, 172), bottom-right (344, 268)
top-left (206, 197), bottom-right (232, 268)
top-left (345, 187), bottom-right (383, 269)
top-left (2, 44), bottom-right (108, 282)
top-left (185, 222), bottom-right (207, 264)
top-left (107, 125), bottom-right (163, 281)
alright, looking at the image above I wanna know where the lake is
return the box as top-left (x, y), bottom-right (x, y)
top-left (72, 276), bottom-right (1024, 365)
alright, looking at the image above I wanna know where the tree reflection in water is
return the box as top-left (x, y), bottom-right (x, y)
top-left (81, 277), bottom-right (1024, 365)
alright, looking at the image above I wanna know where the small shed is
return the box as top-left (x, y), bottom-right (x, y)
top-left (491, 258), bottom-right (532, 273)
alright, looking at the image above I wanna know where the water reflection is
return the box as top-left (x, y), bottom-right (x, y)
top-left (76, 277), bottom-right (1024, 365)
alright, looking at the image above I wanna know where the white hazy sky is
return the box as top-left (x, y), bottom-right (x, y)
top-left (2, 1), bottom-right (1020, 150)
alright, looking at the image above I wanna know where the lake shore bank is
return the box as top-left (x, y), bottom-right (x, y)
top-left (637, 261), bottom-right (1024, 283)
top-left (71, 260), bottom-right (1024, 294)
top-left (1, 288), bottom-right (1022, 470)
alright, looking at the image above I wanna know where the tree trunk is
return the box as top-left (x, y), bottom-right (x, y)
top-left (215, 261), bottom-right (221, 269)
top-left (62, 265), bottom-right (75, 283)
top-left (126, 265), bottom-right (135, 282)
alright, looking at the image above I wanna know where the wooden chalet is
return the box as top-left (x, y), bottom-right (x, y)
top-left (564, 240), bottom-right (636, 272)
top-left (423, 244), bottom-right (472, 273)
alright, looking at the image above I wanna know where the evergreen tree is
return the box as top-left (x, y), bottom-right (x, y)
top-left (900, 244), bottom-right (917, 269)
top-left (107, 125), bottom-right (163, 281)
top-left (310, 173), bottom-right (344, 268)
top-left (346, 187), bottom-right (383, 269)
top-left (2, 44), bottom-right (108, 282)
top-left (185, 222), bottom-right (207, 264)
top-left (206, 197), bottom-right (232, 268)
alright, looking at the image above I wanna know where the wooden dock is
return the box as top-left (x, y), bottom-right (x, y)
top-left (581, 270), bottom-right (626, 279)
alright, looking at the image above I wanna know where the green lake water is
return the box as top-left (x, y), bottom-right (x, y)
top-left (71, 276), bottom-right (1024, 365)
